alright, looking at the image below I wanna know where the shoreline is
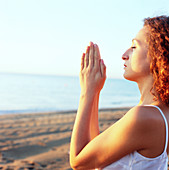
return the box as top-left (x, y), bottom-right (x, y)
top-left (0, 106), bottom-right (132, 116)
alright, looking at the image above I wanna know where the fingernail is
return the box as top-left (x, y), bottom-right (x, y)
top-left (90, 41), bottom-right (93, 45)
top-left (101, 59), bottom-right (104, 64)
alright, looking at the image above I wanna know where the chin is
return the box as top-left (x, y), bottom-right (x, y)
top-left (123, 72), bottom-right (129, 80)
top-left (123, 73), bottom-right (137, 82)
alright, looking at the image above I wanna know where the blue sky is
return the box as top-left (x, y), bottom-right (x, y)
top-left (0, 0), bottom-right (169, 78)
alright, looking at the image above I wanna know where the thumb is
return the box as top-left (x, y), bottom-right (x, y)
top-left (100, 59), bottom-right (106, 77)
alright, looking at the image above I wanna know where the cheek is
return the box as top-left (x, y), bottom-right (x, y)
top-left (130, 55), bottom-right (143, 72)
top-left (130, 51), bottom-right (149, 73)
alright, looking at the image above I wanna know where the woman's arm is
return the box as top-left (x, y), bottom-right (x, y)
top-left (89, 43), bottom-right (102, 139)
top-left (88, 42), bottom-right (103, 139)
top-left (90, 93), bottom-right (100, 140)
top-left (70, 42), bottom-right (106, 167)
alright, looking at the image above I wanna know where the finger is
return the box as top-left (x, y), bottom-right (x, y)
top-left (89, 42), bottom-right (94, 68)
top-left (100, 59), bottom-right (106, 77)
top-left (96, 44), bottom-right (101, 59)
top-left (81, 53), bottom-right (85, 71)
top-left (94, 44), bottom-right (100, 68)
top-left (84, 46), bottom-right (90, 68)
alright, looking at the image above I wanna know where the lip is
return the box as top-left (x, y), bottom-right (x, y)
top-left (124, 64), bottom-right (127, 68)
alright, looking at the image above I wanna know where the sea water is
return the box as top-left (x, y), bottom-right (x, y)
top-left (0, 73), bottom-right (140, 115)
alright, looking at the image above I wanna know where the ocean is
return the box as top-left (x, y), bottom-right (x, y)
top-left (0, 73), bottom-right (140, 115)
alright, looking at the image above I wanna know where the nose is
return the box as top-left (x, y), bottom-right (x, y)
top-left (122, 50), bottom-right (129, 60)
top-left (122, 55), bottom-right (129, 60)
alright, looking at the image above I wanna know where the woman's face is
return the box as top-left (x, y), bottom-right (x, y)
top-left (122, 27), bottom-right (150, 82)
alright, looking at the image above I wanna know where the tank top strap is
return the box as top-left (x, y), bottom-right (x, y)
top-left (144, 105), bottom-right (168, 152)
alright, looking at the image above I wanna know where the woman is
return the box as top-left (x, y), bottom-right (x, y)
top-left (70, 16), bottom-right (169, 169)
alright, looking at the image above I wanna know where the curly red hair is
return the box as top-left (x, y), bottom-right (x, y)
top-left (144, 16), bottom-right (169, 105)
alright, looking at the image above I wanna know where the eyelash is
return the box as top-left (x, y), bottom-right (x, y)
top-left (131, 46), bottom-right (136, 49)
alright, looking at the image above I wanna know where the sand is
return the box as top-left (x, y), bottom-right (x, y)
top-left (0, 107), bottom-right (168, 170)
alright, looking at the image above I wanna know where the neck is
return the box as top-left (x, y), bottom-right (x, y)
top-left (137, 76), bottom-right (157, 106)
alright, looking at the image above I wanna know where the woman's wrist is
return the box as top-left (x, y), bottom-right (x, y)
top-left (80, 91), bottom-right (100, 100)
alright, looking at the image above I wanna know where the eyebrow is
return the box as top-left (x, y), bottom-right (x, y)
top-left (132, 39), bottom-right (141, 44)
top-left (132, 39), bottom-right (137, 42)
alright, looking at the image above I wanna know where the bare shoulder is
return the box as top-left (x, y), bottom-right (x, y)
top-left (125, 105), bottom-right (168, 157)
top-left (98, 105), bottom-right (163, 165)
top-left (125, 105), bottom-right (163, 125)
top-left (119, 105), bottom-right (164, 139)
top-left (106, 105), bottom-right (162, 148)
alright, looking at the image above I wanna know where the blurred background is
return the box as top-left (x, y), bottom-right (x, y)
top-left (0, 0), bottom-right (169, 114)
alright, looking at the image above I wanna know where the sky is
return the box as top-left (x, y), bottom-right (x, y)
top-left (0, 0), bottom-right (169, 78)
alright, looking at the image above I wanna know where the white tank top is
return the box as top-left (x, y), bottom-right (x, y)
top-left (97, 105), bottom-right (168, 170)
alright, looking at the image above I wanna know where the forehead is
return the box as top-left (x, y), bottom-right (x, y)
top-left (134, 27), bottom-right (148, 45)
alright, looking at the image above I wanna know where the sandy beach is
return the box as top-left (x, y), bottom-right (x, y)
top-left (0, 107), bottom-right (168, 170)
